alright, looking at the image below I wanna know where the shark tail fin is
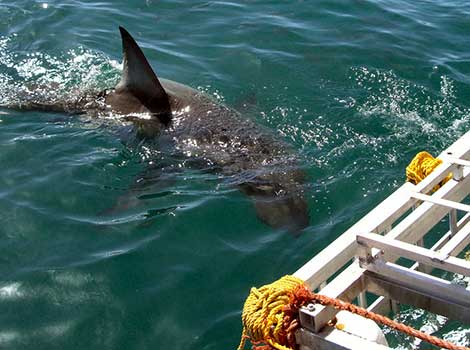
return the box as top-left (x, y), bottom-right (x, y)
top-left (116, 26), bottom-right (171, 125)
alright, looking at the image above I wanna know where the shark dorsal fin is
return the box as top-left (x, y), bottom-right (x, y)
top-left (116, 26), bottom-right (171, 125)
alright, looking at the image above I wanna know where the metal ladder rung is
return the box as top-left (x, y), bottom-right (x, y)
top-left (410, 192), bottom-right (470, 213)
top-left (439, 219), bottom-right (470, 256)
top-left (441, 155), bottom-right (470, 167)
top-left (357, 232), bottom-right (470, 277)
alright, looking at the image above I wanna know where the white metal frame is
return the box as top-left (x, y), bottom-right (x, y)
top-left (295, 130), bottom-right (470, 349)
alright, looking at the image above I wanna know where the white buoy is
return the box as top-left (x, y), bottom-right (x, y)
top-left (333, 310), bottom-right (388, 346)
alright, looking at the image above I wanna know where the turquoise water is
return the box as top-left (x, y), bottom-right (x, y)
top-left (1, 1), bottom-right (469, 349)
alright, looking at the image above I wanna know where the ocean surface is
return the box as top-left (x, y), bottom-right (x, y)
top-left (1, 1), bottom-right (469, 349)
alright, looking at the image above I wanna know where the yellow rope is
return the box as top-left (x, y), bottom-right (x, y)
top-left (238, 275), bottom-right (470, 350)
top-left (406, 151), bottom-right (452, 191)
top-left (238, 275), bottom-right (304, 350)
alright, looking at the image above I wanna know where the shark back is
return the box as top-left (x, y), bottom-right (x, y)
top-left (105, 27), bottom-right (172, 126)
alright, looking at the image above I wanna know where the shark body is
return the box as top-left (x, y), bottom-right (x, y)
top-left (5, 27), bottom-right (310, 232)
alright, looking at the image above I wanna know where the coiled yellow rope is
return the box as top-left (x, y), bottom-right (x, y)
top-left (406, 151), bottom-right (452, 191)
top-left (238, 275), bottom-right (304, 350)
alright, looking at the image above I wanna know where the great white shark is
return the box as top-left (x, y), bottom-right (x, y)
top-left (4, 27), bottom-right (310, 232)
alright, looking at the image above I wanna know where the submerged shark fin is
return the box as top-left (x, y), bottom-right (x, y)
top-left (116, 26), bottom-right (171, 125)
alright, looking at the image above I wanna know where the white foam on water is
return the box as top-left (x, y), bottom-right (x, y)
top-left (0, 331), bottom-right (20, 345)
top-left (0, 282), bottom-right (23, 299)
top-left (351, 66), bottom-right (469, 144)
top-left (0, 34), bottom-right (121, 106)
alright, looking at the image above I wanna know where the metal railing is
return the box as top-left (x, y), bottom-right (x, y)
top-left (295, 130), bottom-right (470, 350)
